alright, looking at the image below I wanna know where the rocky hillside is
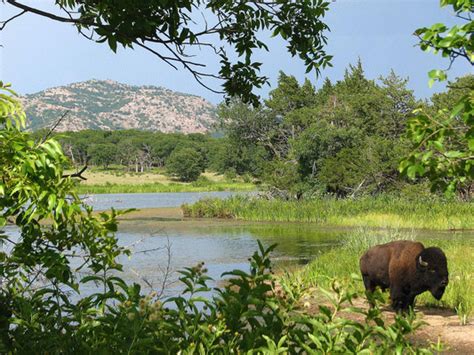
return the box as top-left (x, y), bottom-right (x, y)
top-left (21, 80), bottom-right (217, 133)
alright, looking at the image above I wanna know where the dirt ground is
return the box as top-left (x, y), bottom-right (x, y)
top-left (275, 280), bottom-right (474, 354)
top-left (410, 306), bottom-right (474, 354)
top-left (341, 298), bottom-right (474, 354)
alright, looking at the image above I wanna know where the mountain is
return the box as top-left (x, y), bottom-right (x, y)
top-left (21, 80), bottom-right (217, 133)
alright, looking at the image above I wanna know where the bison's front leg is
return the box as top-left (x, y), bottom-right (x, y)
top-left (390, 286), bottom-right (410, 313)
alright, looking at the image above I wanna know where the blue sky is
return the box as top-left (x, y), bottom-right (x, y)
top-left (0, 0), bottom-right (472, 104)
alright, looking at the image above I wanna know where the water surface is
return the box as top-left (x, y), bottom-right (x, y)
top-left (82, 191), bottom-right (249, 211)
top-left (5, 192), bottom-right (474, 298)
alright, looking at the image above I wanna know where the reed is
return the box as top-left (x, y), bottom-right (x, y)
top-left (183, 195), bottom-right (474, 230)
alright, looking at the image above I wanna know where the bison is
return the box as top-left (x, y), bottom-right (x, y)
top-left (359, 240), bottom-right (449, 312)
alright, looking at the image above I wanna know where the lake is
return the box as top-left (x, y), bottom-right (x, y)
top-left (75, 192), bottom-right (474, 297)
top-left (3, 192), bottom-right (473, 297)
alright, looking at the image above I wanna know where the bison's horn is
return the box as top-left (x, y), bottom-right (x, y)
top-left (419, 256), bottom-right (428, 267)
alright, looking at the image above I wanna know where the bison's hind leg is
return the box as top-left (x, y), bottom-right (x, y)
top-left (362, 274), bottom-right (377, 307)
top-left (362, 274), bottom-right (376, 292)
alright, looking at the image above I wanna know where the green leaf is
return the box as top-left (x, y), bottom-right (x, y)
top-left (407, 164), bottom-right (425, 179)
top-left (108, 36), bottom-right (117, 53)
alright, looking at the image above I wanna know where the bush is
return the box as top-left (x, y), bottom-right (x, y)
top-left (191, 175), bottom-right (212, 187)
top-left (223, 168), bottom-right (237, 181)
top-left (242, 173), bottom-right (253, 183)
top-left (166, 147), bottom-right (204, 182)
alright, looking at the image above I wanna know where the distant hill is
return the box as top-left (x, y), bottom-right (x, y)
top-left (21, 79), bottom-right (217, 133)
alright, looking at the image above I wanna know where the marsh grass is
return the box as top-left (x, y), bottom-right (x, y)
top-left (287, 228), bottom-right (474, 324)
top-left (183, 195), bottom-right (474, 230)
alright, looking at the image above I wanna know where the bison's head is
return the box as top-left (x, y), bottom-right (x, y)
top-left (416, 247), bottom-right (449, 300)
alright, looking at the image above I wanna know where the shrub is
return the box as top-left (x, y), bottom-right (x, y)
top-left (51, 242), bottom-right (429, 353)
top-left (166, 147), bottom-right (204, 182)
top-left (191, 175), bottom-right (212, 187)
top-left (223, 168), bottom-right (237, 181)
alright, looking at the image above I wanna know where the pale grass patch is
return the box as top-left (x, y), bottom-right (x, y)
top-left (64, 170), bottom-right (229, 186)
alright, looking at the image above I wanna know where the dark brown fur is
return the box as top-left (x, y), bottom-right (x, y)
top-left (360, 240), bottom-right (449, 312)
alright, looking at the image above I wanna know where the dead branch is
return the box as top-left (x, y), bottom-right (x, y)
top-left (62, 165), bottom-right (87, 180)
top-left (41, 110), bottom-right (70, 143)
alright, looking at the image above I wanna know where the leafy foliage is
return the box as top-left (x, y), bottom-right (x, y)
top-left (40, 129), bottom-right (226, 176)
top-left (414, 0), bottom-right (472, 86)
top-left (0, 82), bottom-right (129, 351)
top-left (401, 76), bottom-right (474, 196)
top-left (400, 0), bottom-right (473, 197)
top-left (91, 241), bottom-right (431, 353)
top-left (88, 143), bottom-right (116, 169)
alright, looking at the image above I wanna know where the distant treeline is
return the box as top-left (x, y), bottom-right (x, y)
top-left (33, 62), bottom-right (472, 195)
top-left (30, 129), bottom-right (239, 181)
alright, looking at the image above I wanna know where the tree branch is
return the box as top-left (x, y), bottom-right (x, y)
top-left (5, 1), bottom-right (84, 24)
top-left (62, 165), bottom-right (88, 180)
top-left (0, 9), bottom-right (26, 30)
top-left (41, 110), bottom-right (70, 143)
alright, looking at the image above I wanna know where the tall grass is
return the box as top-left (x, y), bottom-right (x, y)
top-left (183, 195), bottom-right (474, 230)
top-left (290, 228), bottom-right (474, 324)
top-left (76, 181), bottom-right (255, 194)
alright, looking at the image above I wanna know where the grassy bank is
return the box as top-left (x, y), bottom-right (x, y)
top-left (72, 170), bottom-right (255, 193)
top-left (182, 195), bottom-right (474, 230)
top-left (282, 228), bottom-right (474, 324)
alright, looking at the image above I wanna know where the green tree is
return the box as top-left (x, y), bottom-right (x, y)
top-left (281, 64), bottom-right (414, 197)
top-left (379, 70), bottom-right (418, 137)
top-left (400, 0), bottom-right (473, 197)
top-left (430, 75), bottom-right (474, 112)
top-left (88, 143), bottom-right (117, 169)
top-left (166, 147), bottom-right (204, 181)
top-left (208, 138), bottom-right (266, 177)
top-left (218, 99), bottom-right (286, 159)
top-left (219, 63), bottom-right (418, 197)
top-left (265, 72), bottom-right (317, 116)
top-left (1, 0), bottom-right (332, 104)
